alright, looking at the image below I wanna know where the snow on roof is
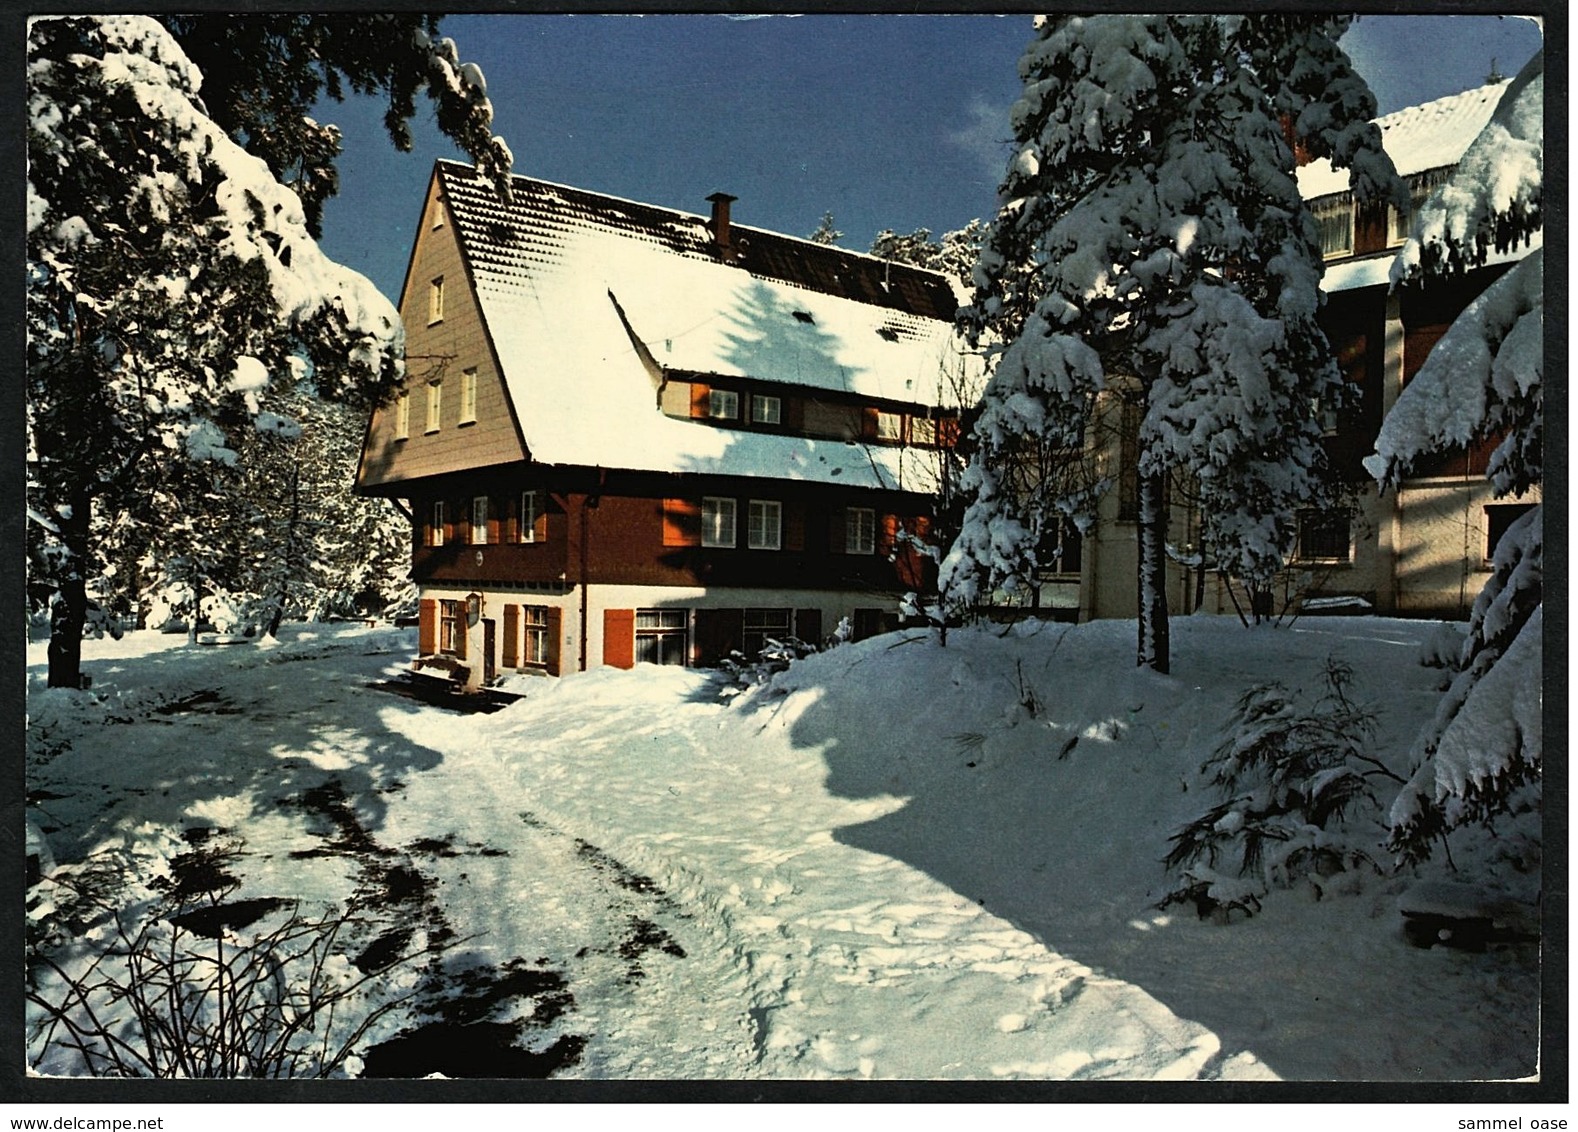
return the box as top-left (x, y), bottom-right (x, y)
top-left (436, 162), bottom-right (978, 491)
top-left (1299, 81), bottom-right (1513, 201)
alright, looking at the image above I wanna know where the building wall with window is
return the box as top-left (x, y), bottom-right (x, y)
top-left (356, 185), bottom-right (526, 488)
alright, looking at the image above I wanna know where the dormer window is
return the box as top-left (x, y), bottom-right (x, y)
top-left (708, 389), bottom-right (739, 420)
top-left (875, 411), bottom-right (904, 442)
top-left (750, 394), bottom-right (781, 425)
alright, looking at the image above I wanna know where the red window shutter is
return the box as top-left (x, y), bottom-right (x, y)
top-left (419, 599), bottom-right (437, 655)
top-left (453, 605), bottom-right (468, 661)
top-left (879, 513), bottom-right (900, 556)
top-left (828, 508), bottom-right (847, 553)
top-left (534, 501), bottom-right (550, 543)
top-left (502, 604), bottom-right (519, 669)
top-left (663, 498), bottom-right (702, 546)
top-left (690, 382), bottom-right (712, 419)
top-left (604, 609), bottom-right (636, 669)
top-left (546, 607), bottom-right (563, 676)
top-left (938, 417), bottom-right (961, 448)
top-left (1403, 324), bottom-right (1448, 385)
top-left (861, 406), bottom-right (879, 440)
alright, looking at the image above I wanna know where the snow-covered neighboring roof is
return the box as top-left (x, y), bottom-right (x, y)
top-left (435, 162), bottom-right (978, 491)
top-left (1299, 81), bottom-right (1512, 201)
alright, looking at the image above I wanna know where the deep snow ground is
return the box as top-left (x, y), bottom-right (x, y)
top-left (24, 617), bottom-right (1542, 1081)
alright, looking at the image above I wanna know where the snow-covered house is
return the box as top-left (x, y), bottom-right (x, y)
top-left (1062, 78), bottom-right (1541, 623)
top-left (356, 161), bottom-right (977, 681)
top-left (1294, 78), bottom-right (1541, 619)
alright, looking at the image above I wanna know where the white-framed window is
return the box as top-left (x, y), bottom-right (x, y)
top-left (471, 496), bottom-right (490, 545)
top-left (429, 501), bottom-right (446, 547)
top-left (750, 394), bottom-right (781, 425)
top-left (429, 276), bottom-right (445, 324)
top-left (747, 500), bottom-right (782, 550)
top-left (702, 497), bottom-right (737, 548)
top-left (1295, 509), bottom-right (1352, 563)
top-left (459, 368), bottom-right (478, 424)
top-left (520, 489), bottom-right (544, 543)
top-left (1386, 203), bottom-right (1410, 248)
top-left (439, 600), bottom-right (466, 655)
top-left (1390, 171), bottom-right (1448, 248)
top-left (635, 609), bottom-right (688, 666)
top-left (394, 389), bottom-right (411, 440)
top-left (425, 379), bottom-right (442, 433)
top-left (709, 389), bottom-right (740, 420)
top-left (741, 608), bottom-right (792, 657)
top-left (846, 507), bottom-right (876, 555)
top-left (1312, 198), bottom-right (1353, 260)
top-left (910, 416), bottom-right (937, 446)
top-left (875, 411), bottom-right (904, 442)
top-left (523, 605), bottom-right (550, 666)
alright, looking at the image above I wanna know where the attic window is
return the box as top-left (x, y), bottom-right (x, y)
top-left (791, 310), bottom-right (815, 324)
top-left (429, 276), bottom-right (445, 324)
top-left (876, 327), bottom-right (899, 342)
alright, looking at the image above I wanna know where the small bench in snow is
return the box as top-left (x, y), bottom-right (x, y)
top-left (1398, 881), bottom-right (1538, 951)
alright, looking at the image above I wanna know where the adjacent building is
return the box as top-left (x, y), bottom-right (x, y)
top-left (1053, 78), bottom-right (1541, 623)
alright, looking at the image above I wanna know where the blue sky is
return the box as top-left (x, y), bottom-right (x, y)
top-left (314, 13), bottom-right (1544, 304)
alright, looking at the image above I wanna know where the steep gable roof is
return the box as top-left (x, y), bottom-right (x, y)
top-left (434, 161), bottom-right (979, 491)
top-left (1298, 80), bottom-right (1512, 201)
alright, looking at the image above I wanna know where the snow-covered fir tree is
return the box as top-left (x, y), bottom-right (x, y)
top-left (160, 14), bottom-right (514, 235)
top-left (940, 14), bottom-right (1403, 672)
top-left (869, 221), bottom-right (985, 283)
top-left (807, 211), bottom-right (844, 246)
top-left (26, 15), bottom-right (508, 688)
top-left (1363, 51), bottom-right (1543, 866)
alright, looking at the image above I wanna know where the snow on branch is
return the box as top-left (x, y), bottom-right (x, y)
top-left (1394, 51), bottom-right (1543, 283)
top-left (1365, 249), bottom-right (1542, 497)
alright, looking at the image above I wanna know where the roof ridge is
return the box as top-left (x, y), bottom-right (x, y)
top-left (434, 158), bottom-right (956, 282)
top-left (1375, 79), bottom-right (1511, 128)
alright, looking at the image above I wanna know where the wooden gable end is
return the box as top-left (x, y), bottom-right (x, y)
top-left (357, 171), bottom-right (528, 493)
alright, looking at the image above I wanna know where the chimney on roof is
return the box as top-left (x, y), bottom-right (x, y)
top-left (707, 192), bottom-right (738, 261)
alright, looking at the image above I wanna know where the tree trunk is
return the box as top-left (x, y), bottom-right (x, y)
top-left (45, 491), bottom-right (91, 689)
top-left (1136, 469), bottom-right (1170, 674)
